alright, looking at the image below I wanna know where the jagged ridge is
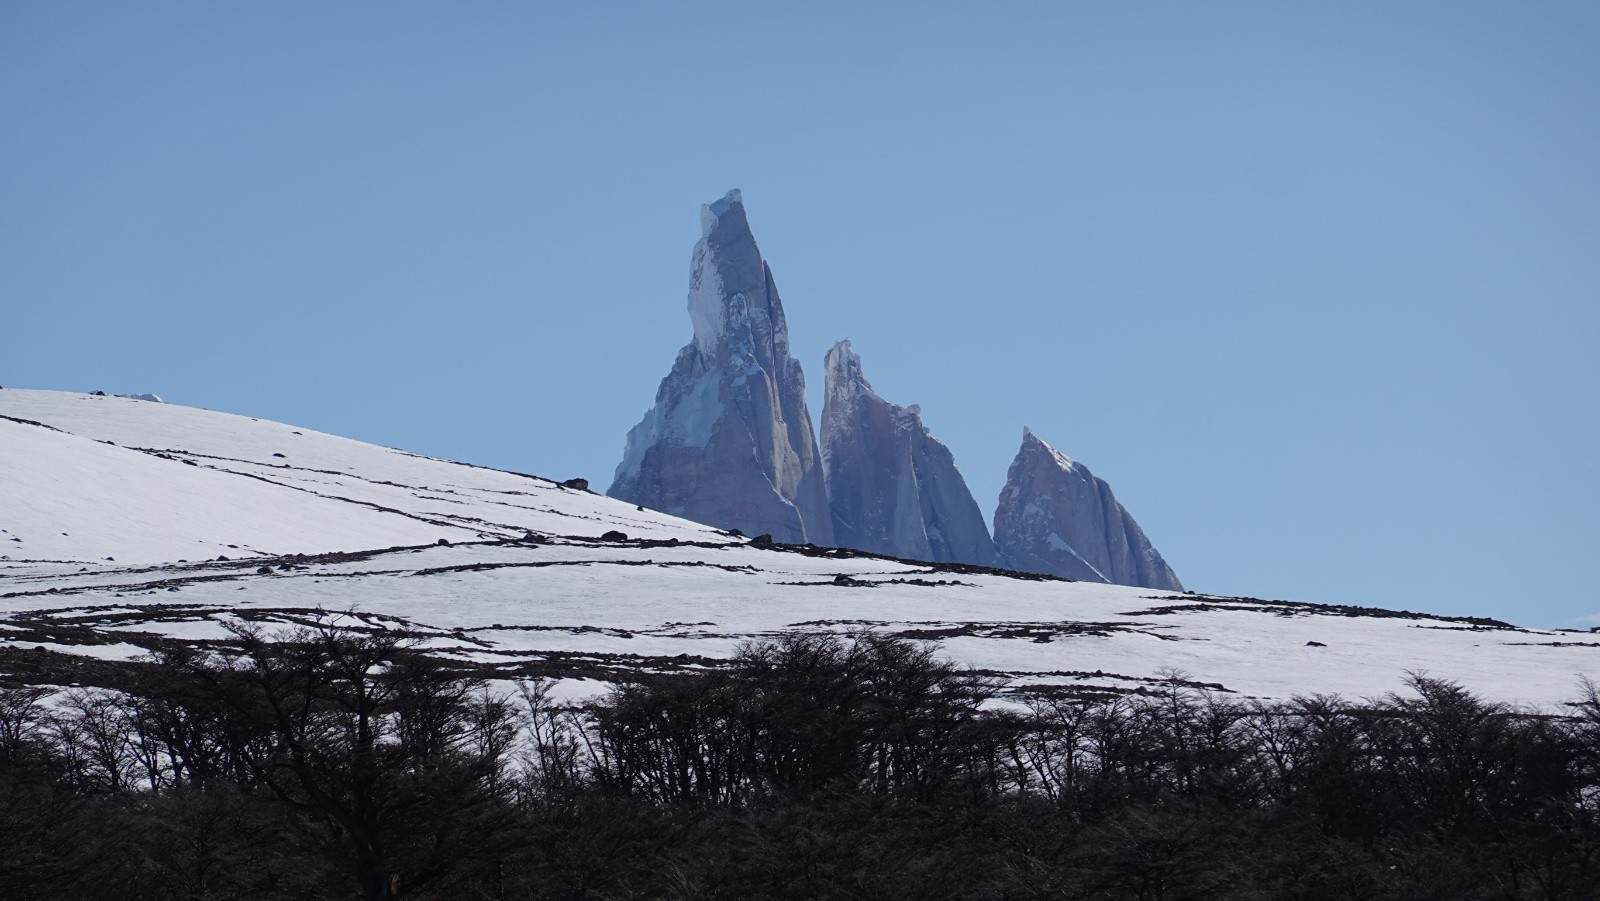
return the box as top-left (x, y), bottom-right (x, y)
top-left (821, 340), bottom-right (996, 566)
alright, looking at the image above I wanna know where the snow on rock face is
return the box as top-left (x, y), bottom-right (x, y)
top-left (608, 190), bottom-right (832, 545)
top-left (993, 428), bottom-right (1182, 590)
top-left (821, 341), bottom-right (996, 566)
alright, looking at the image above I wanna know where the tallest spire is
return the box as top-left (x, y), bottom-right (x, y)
top-left (687, 188), bottom-right (783, 357)
top-left (699, 188), bottom-right (743, 236)
top-left (609, 190), bottom-right (833, 545)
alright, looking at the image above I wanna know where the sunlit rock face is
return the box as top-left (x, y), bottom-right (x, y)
top-left (993, 429), bottom-right (1182, 590)
top-left (821, 340), bottom-right (997, 566)
top-left (608, 190), bottom-right (832, 545)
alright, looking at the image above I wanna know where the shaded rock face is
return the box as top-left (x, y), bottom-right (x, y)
top-left (821, 341), bottom-right (997, 566)
top-left (993, 429), bottom-right (1182, 590)
top-left (608, 190), bottom-right (832, 545)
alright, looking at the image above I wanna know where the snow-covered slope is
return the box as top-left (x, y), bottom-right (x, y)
top-left (1, 390), bottom-right (715, 565)
top-left (2, 389), bottom-right (1595, 710)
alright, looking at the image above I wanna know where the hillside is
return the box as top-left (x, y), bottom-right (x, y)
top-left (1, 388), bottom-right (1593, 708)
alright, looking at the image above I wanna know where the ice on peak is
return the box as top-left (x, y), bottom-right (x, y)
top-left (699, 188), bottom-right (744, 237)
top-left (709, 188), bottom-right (742, 214)
top-left (824, 340), bottom-right (871, 394)
top-left (688, 189), bottom-right (775, 355)
top-left (1019, 427), bottom-right (1074, 470)
top-left (687, 249), bottom-right (728, 353)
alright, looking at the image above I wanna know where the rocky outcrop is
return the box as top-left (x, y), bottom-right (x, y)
top-left (608, 190), bottom-right (833, 545)
top-left (820, 341), bottom-right (997, 566)
top-left (993, 429), bottom-right (1182, 590)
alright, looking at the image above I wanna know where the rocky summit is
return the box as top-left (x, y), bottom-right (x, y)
top-left (993, 428), bottom-right (1183, 590)
top-left (608, 190), bottom-right (832, 545)
top-left (609, 191), bottom-right (1181, 585)
top-left (821, 340), bottom-right (997, 566)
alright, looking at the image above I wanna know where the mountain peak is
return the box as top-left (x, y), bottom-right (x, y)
top-left (995, 430), bottom-right (1181, 590)
top-left (687, 189), bottom-right (771, 355)
top-left (699, 188), bottom-right (745, 237)
top-left (821, 343), bottom-right (996, 566)
top-left (1018, 426), bottom-right (1073, 469)
top-left (824, 339), bottom-right (870, 396)
top-left (613, 191), bottom-right (832, 545)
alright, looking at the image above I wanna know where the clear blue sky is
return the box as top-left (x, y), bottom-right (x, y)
top-left (4, 3), bottom-right (1597, 627)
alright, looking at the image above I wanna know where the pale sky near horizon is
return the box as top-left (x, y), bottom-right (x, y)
top-left (4, 3), bottom-right (1597, 627)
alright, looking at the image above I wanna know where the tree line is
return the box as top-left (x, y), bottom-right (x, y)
top-left (1, 625), bottom-right (1598, 899)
